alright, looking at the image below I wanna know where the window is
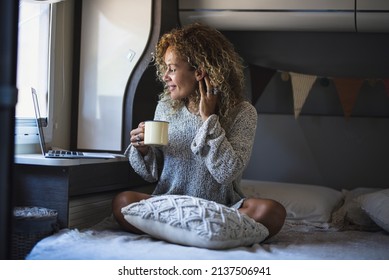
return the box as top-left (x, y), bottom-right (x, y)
top-left (16, 0), bottom-right (51, 119)
top-left (15, 1), bottom-right (53, 146)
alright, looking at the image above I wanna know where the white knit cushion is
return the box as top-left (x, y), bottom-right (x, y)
top-left (121, 195), bottom-right (269, 249)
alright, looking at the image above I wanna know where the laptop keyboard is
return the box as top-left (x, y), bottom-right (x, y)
top-left (47, 150), bottom-right (84, 157)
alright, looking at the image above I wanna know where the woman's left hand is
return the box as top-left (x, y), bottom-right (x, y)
top-left (198, 75), bottom-right (218, 121)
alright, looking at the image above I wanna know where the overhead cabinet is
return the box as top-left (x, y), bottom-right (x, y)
top-left (356, 0), bottom-right (389, 32)
top-left (179, 0), bottom-right (389, 32)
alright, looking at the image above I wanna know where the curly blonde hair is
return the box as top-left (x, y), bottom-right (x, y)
top-left (154, 23), bottom-right (245, 120)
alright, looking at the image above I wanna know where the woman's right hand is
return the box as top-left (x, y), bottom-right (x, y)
top-left (130, 122), bottom-right (149, 156)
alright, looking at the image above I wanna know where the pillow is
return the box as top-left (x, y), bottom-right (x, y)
top-left (121, 195), bottom-right (269, 249)
top-left (338, 188), bottom-right (382, 229)
top-left (240, 180), bottom-right (343, 222)
top-left (358, 189), bottom-right (389, 232)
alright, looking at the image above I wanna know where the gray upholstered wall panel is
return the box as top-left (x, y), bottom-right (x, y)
top-left (243, 114), bottom-right (389, 189)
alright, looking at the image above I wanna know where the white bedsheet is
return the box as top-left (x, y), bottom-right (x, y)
top-left (26, 216), bottom-right (389, 260)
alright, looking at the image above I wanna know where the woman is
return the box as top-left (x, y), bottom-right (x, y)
top-left (112, 23), bottom-right (286, 238)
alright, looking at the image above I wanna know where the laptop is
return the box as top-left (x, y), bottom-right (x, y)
top-left (32, 88), bottom-right (123, 159)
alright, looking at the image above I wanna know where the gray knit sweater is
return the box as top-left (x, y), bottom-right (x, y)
top-left (125, 100), bottom-right (257, 207)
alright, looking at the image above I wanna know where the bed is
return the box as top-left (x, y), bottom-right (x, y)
top-left (26, 179), bottom-right (389, 260)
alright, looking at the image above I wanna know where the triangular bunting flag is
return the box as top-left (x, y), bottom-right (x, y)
top-left (249, 64), bottom-right (276, 105)
top-left (333, 78), bottom-right (364, 119)
top-left (383, 79), bottom-right (389, 97)
top-left (290, 72), bottom-right (317, 118)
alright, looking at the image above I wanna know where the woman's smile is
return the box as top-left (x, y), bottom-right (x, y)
top-left (166, 84), bottom-right (177, 92)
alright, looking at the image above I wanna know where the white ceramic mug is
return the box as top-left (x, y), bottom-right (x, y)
top-left (144, 120), bottom-right (169, 146)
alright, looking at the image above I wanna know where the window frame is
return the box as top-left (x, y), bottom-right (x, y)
top-left (15, 2), bottom-right (58, 147)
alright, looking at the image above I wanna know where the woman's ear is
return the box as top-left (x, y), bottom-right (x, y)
top-left (195, 68), bottom-right (206, 81)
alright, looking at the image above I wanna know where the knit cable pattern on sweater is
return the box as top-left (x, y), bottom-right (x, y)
top-left (126, 100), bottom-right (257, 207)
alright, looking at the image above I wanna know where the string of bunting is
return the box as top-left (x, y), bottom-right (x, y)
top-left (252, 66), bottom-right (389, 119)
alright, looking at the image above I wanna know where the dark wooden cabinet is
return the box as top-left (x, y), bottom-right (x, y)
top-left (13, 157), bottom-right (148, 228)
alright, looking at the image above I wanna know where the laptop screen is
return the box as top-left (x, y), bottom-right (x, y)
top-left (31, 88), bottom-right (47, 155)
